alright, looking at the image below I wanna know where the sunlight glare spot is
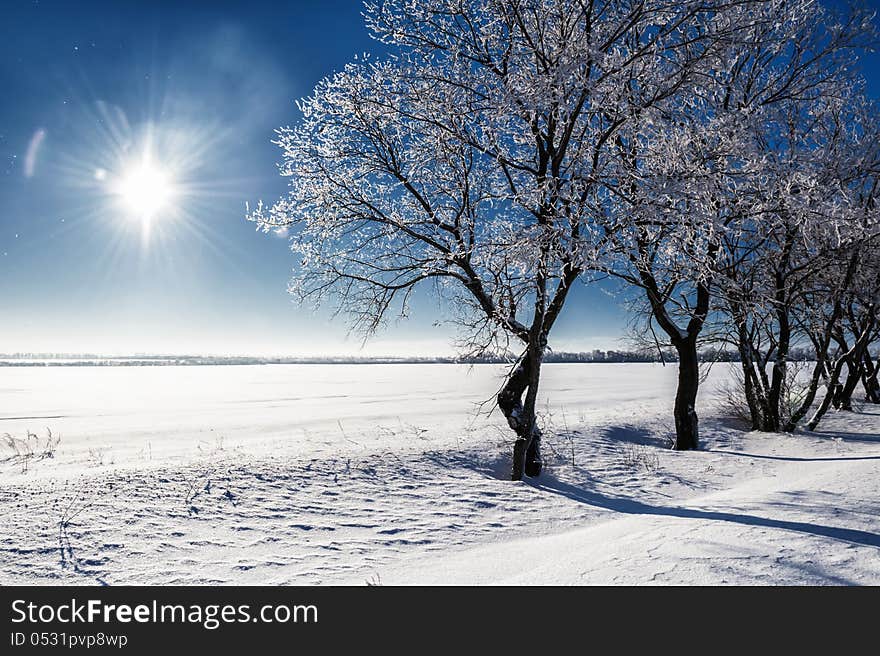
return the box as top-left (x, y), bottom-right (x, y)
top-left (116, 162), bottom-right (173, 220)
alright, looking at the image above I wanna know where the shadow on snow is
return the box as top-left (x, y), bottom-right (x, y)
top-left (529, 474), bottom-right (880, 550)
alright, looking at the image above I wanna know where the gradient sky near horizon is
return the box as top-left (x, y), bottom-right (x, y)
top-left (2, 0), bottom-right (879, 356)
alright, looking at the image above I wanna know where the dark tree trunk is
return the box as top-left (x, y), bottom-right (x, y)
top-left (830, 333), bottom-right (853, 411)
top-left (785, 290), bottom-right (852, 431)
top-left (752, 371), bottom-right (779, 431)
top-left (498, 348), bottom-right (543, 481)
top-left (829, 309), bottom-right (875, 414)
top-left (522, 348), bottom-right (543, 479)
top-left (784, 356), bottom-right (826, 432)
top-left (807, 356), bottom-right (848, 431)
top-left (862, 352), bottom-right (880, 403)
top-left (834, 358), bottom-right (862, 411)
top-left (766, 288), bottom-right (791, 430)
top-left (672, 336), bottom-right (700, 450)
top-left (741, 352), bottom-right (778, 431)
top-left (807, 320), bottom-right (872, 430)
top-left (499, 357), bottom-right (530, 481)
top-left (739, 359), bottom-right (763, 429)
top-left (731, 304), bottom-right (777, 431)
top-left (635, 241), bottom-right (715, 451)
top-left (734, 318), bottom-right (764, 429)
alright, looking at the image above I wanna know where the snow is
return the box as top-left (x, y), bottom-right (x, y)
top-left (1, 363), bottom-right (878, 585)
top-left (372, 434), bottom-right (880, 585)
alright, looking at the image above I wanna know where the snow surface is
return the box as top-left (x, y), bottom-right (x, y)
top-left (1, 363), bottom-right (877, 585)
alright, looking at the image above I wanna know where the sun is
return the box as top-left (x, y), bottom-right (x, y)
top-left (115, 160), bottom-right (174, 220)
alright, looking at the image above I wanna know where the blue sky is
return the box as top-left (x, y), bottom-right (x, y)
top-left (1, 0), bottom-right (877, 356)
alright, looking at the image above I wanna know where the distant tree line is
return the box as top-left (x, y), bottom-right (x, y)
top-left (2, 349), bottom-right (837, 366)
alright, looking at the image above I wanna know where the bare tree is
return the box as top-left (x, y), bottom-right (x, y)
top-left (721, 90), bottom-right (880, 432)
top-left (598, 0), bottom-right (875, 447)
top-left (250, 0), bottom-right (752, 478)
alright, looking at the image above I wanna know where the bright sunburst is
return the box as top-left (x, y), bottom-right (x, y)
top-left (115, 158), bottom-right (174, 221)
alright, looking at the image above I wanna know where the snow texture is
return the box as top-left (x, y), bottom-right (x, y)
top-left (1, 363), bottom-right (877, 585)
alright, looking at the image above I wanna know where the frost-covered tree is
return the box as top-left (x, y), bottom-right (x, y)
top-left (250, 0), bottom-right (748, 478)
top-left (598, 0), bottom-right (875, 447)
top-left (798, 176), bottom-right (880, 428)
top-left (719, 92), bottom-right (879, 431)
top-left (824, 120), bottom-right (880, 412)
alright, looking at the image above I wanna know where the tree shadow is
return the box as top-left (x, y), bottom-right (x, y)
top-left (811, 430), bottom-right (880, 444)
top-left (528, 474), bottom-right (880, 549)
top-left (703, 450), bottom-right (880, 463)
top-left (599, 424), bottom-right (670, 448)
top-left (713, 415), bottom-right (753, 432)
top-left (423, 447), bottom-right (511, 480)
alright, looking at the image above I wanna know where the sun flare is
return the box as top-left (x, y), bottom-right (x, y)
top-left (115, 160), bottom-right (174, 220)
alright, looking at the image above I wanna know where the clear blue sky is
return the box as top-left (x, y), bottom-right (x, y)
top-left (1, 0), bottom-right (878, 356)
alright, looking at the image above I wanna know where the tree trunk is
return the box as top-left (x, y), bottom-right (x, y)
top-left (733, 318), bottom-right (763, 429)
top-left (830, 329), bottom-right (861, 411)
top-left (784, 357), bottom-right (824, 432)
top-left (834, 358), bottom-right (862, 411)
top-left (739, 359), bottom-right (762, 429)
top-left (766, 302), bottom-right (791, 431)
top-left (807, 356), bottom-right (848, 431)
top-left (825, 312), bottom-right (875, 417)
top-left (730, 305), bottom-right (777, 431)
top-left (636, 243), bottom-right (714, 451)
top-left (862, 352), bottom-right (880, 403)
top-left (498, 348), bottom-right (543, 481)
top-left (672, 336), bottom-right (700, 450)
top-left (745, 355), bottom-right (778, 431)
top-left (807, 318), bottom-right (873, 431)
top-left (522, 345), bottom-right (543, 479)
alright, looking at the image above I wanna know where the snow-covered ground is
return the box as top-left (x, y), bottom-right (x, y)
top-left (1, 363), bottom-right (878, 585)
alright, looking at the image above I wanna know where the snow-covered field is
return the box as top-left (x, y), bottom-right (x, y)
top-left (1, 363), bottom-right (878, 585)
